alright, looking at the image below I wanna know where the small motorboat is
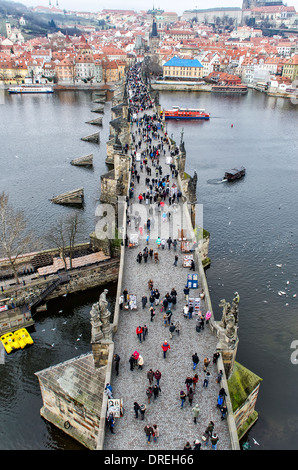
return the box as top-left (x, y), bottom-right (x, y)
top-left (224, 166), bottom-right (246, 181)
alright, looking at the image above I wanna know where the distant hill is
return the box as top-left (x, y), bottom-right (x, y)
top-left (0, 0), bottom-right (85, 38)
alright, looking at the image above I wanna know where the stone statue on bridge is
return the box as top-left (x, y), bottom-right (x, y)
top-left (219, 293), bottom-right (240, 342)
top-left (90, 289), bottom-right (112, 343)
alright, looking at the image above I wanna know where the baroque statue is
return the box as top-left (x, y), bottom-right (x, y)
top-left (90, 289), bottom-right (112, 343)
top-left (219, 292), bottom-right (240, 341)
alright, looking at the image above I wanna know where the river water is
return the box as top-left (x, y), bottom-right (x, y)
top-left (0, 88), bottom-right (297, 449)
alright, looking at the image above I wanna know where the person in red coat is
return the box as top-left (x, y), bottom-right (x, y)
top-left (136, 326), bottom-right (143, 343)
top-left (161, 340), bottom-right (171, 358)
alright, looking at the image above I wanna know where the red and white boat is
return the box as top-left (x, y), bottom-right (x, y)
top-left (163, 106), bottom-right (210, 120)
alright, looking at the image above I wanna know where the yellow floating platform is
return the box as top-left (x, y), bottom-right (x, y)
top-left (14, 328), bottom-right (34, 349)
top-left (0, 328), bottom-right (33, 354)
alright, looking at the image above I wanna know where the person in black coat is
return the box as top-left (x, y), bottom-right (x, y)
top-left (134, 402), bottom-right (140, 418)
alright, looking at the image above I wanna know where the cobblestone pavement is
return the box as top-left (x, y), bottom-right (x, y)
top-left (103, 109), bottom-right (232, 451)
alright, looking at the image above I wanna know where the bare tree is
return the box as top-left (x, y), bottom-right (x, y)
top-left (0, 192), bottom-right (33, 284)
top-left (47, 212), bottom-right (83, 270)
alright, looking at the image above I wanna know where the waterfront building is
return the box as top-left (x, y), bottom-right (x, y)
top-left (74, 54), bottom-right (96, 83)
top-left (55, 57), bottom-right (75, 84)
top-left (41, 60), bottom-right (57, 81)
top-left (0, 58), bottom-right (27, 84)
top-left (200, 52), bottom-right (221, 76)
top-left (26, 58), bottom-right (44, 83)
top-left (163, 56), bottom-right (204, 80)
top-left (102, 59), bottom-right (126, 83)
top-left (282, 54), bottom-right (298, 81)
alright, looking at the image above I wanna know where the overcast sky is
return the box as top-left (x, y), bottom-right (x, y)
top-left (19, 0), bottom-right (298, 16)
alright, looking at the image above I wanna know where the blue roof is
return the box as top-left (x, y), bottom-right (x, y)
top-left (163, 56), bottom-right (203, 68)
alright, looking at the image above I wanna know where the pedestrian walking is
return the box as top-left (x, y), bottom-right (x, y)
top-left (220, 404), bottom-right (227, 420)
top-left (169, 322), bottom-right (176, 339)
top-left (147, 368), bottom-right (154, 385)
top-left (211, 433), bottom-right (219, 450)
top-left (192, 404), bottom-right (200, 424)
top-left (216, 370), bottom-right (223, 383)
top-left (142, 295), bottom-right (148, 309)
top-left (187, 387), bottom-right (194, 406)
top-left (213, 352), bottom-right (220, 364)
top-left (134, 401), bottom-right (141, 419)
top-left (175, 320), bottom-right (181, 336)
top-left (185, 376), bottom-right (193, 392)
top-left (114, 354), bottom-right (120, 376)
top-left (146, 386), bottom-right (153, 403)
top-left (203, 356), bottom-right (211, 371)
top-left (219, 387), bottom-right (227, 399)
top-left (144, 425), bottom-right (153, 443)
top-left (165, 309), bottom-right (172, 325)
top-left (184, 286), bottom-right (189, 302)
top-left (202, 429), bottom-right (210, 446)
top-left (107, 412), bottom-right (115, 434)
top-left (192, 352), bottom-right (199, 370)
top-left (203, 371), bottom-right (211, 387)
top-left (206, 311), bottom-right (212, 324)
top-left (143, 324), bottom-right (148, 341)
top-left (161, 340), bottom-right (171, 358)
top-left (193, 439), bottom-right (201, 450)
top-left (152, 384), bottom-right (160, 399)
top-left (217, 394), bottom-right (224, 409)
top-left (180, 390), bottom-right (187, 408)
top-left (183, 304), bottom-right (189, 319)
top-left (188, 304), bottom-right (194, 319)
top-left (192, 374), bottom-right (199, 391)
top-left (136, 326), bottom-right (143, 343)
top-left (137, 354), bottom-right (144, 370)
top-left (150, 306), bottom-right (155, 322)
top-left (154, 289), bottom-right (160, 305)
top-left (104, 383), bottom-right (113, 398)
top-left (154, 369), bottom-right (161, 386)
top-left (206, 421), bottom-right (215, 438)
top-left (140, 404), bottom-right (146, 420)
top-left (129, 354), bottom-right (136, 371)
top-left (123, 288), bottom-right (128, 303)
top-left (173, 254), bottom-right (178, 266)
top-left (152, 424), bottom-right (159, 443)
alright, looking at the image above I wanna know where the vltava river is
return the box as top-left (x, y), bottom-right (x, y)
top-left (160, 89), bottom-right (298, 450)
top-left (0, 88), bottom-right (297, 449)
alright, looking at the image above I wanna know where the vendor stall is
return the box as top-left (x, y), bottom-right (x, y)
top-left (187, 273), bottom-right (198, 289)
top-left (124, 294), bottom-right (137, 310)
top-left (183, 254), bottom-right (193, 268)
top-left (128, 233), bottom-right (138, 248)
top-left (188, 297), bottom-right (201, 313)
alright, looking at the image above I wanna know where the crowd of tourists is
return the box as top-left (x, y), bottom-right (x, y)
top-left (105, 63), bottom-right (228, 450)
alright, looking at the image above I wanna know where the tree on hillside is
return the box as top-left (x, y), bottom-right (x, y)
top-left (0, 192), bottom-right (33, 284)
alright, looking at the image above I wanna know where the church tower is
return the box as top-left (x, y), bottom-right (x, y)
top-left (5, 22), bottom-right (11, 38)
top-left (149, 11), bottom-right (159, 53)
